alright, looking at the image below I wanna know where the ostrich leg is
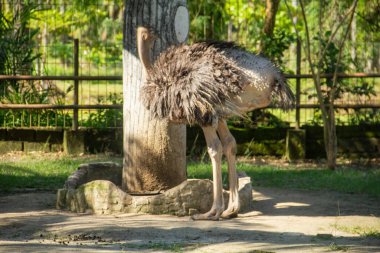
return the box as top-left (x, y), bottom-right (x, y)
top-left (192, 126), bottom-right (224, 220)
top-left (217, 120), bottom-right (240, 218)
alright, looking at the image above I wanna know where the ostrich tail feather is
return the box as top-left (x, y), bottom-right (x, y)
top-left (272, 73), bottom-right (295, 110)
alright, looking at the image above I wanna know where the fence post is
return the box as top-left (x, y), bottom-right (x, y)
top-left (73, 39), bottom-right (79, 131)
top-left (295, 38), bottom-right (301, 129)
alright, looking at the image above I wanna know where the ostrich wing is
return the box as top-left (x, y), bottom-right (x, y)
top-left (140, 42), bottom-right (245, 126)
top-left (140, 42), bottom-right (294, 126)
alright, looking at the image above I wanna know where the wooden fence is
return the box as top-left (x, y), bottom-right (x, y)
top-left (0, 39), bottom-right (379, 129)
top-left (1, 72), bottom-right (379, 129)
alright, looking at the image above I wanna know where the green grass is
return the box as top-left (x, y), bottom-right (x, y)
top-left (0, 154), bottom-right (122, 191)
top-left (328, 242), bottom-right (349, 252)
top-left (331, 224), bottom-right (380, 239)
top-left (1, 154), bottom-right (379, 199)
top-left (187, 161), bottom-right (380, 198)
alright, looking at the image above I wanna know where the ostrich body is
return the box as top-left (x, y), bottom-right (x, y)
top-left (137, 27), bottom-right (294, 220)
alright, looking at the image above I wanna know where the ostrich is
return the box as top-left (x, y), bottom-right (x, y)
top-left (136, 26), bottom-right (294, 220)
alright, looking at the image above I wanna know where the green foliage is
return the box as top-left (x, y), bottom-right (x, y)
top-left (0, 0), bottom-right (41, 102)
top-left (348, 109), bottom-right (380, 126)
top-left (188, 0), bottom-right (228, 42)
top-left (0, 1), bottom-right (40, 76)
top-left (0, 90), bottom-right (124, 128)
top-left (260, 29), bottom-right (296, 66)
top-left (0, 1), bottom-right (72, 128)
top-left (0, 109), bottom-right (72, 128)
top-left (49, 42), bottom-right (73, 65)
top-left (83, 92), bottom-right (123, 128)
top-left (0, 1), bottom-right (124, 129)
top-left (305, 32), bottom-right (378, 126)
top-left (345, 81), bottom-right (379, 126)
top-left (356, 1), bottom-right (380, 39)
top-left (30, 0), bottom-right (123, 69)
top-left (224, 0), bottom-right (263, 46)
top-left (189, 0), bottom-right (295, 67)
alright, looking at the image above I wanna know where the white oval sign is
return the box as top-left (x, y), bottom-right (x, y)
top-left (174, 6), bottom-right (189, 43)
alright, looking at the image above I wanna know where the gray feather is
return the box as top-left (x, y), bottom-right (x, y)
top-left (140, 41), bottom-right (294, 126)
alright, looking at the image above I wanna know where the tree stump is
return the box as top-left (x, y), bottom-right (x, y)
top-left (123, 0), bottom-right (189, 193)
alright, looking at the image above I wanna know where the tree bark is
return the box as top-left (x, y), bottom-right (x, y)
top-left (122, 0), bottom-right (188, 193)
top-left (324, 106), bottom-right (337, 170)
top-left (260, 0), bottom-right (281, 51)
top-left (350, 11), bottom-right (357, 70)
top-left (263, 0), bottom-right (280, 37)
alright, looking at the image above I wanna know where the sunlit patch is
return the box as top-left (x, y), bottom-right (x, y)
top-left (252, 191), bottom-right (272, 201)
top-left (274, 202), bottom-right (310, 209)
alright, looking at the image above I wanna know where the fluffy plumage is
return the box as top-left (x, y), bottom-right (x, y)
top-left (140, 41), bottom-right (294, 126)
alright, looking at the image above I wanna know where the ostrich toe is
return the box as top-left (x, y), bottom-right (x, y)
top-left (191, 207), bottom-right (224, 221)
top-left (221, 206), bottom-right (239, 219)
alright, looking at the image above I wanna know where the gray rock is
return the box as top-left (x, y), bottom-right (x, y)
top-left (64, 162), bottom-right (122, 189)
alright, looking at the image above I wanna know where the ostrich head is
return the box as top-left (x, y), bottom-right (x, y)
top-left (137, 26), bottom-right (157, 73)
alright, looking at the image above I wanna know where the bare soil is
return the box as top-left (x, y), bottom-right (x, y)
top-left (0, 187), bottom-right (379, 253)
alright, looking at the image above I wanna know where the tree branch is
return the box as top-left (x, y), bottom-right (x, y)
top-left (318, 0), bottom-right (358, 65)
top-left (297, 0), bottom-right (328, 122)
top-left (330, 0), bottom-right (359, 102)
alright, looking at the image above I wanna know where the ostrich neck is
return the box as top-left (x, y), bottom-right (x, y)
top-left (137, 37), bottom-right (152, 73)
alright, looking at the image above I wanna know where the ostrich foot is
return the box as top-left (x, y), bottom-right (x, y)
top-left (191, 207), bottom-right (224, 221)
top-left (221, 206), bottom-right (239, 219)
top-left (221, 191), bottom-right (240, 219)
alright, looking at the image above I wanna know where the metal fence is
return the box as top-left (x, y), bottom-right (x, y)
top-left (1, 71), bottom-right (379, 129)
top-left (0, 0), bottom-right (123, 128)
top-left (0, 0), bottom-right (379, 129)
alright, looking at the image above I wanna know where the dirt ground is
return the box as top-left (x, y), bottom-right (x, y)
top-left (0, 187), bottom-right (379, 253)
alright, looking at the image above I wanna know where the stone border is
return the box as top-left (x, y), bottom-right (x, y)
top-left (63, 162), bottom-right (122, 189)
top-left (57, 162), bottom-right (253, 216)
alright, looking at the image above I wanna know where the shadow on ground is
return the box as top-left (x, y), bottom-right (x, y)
top-left (0, 187), bottom-right (379, 253)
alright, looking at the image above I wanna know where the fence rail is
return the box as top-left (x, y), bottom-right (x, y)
top-left (0, 72), bottom-right (379, 128)
top-left (286, 73), bottom-right (380, 79)
top-left (2, 72), bottom-right (379, 81)
top-left (0, 104), bottom-right (122, 109)
top-left (0, 75), bottom-right (122, 81)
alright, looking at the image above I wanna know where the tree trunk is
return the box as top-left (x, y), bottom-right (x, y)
top-left (324, 106), bottom-right (337, 170)
top-left (263, 0), bottom-right (280, 37)
top-left (122, 0), bottom-right (188, 193)
top-left (350, 11), bottom-right (357, 70)
top-left (260, 0), bottom-right (280, 51)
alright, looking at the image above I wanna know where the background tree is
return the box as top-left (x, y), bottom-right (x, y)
top-left (285, 0), bottom-right (359, 169)
top-left (122, 0), bottom-right (188, 192)
top-left (260, 0), bottom-right (280, 51)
